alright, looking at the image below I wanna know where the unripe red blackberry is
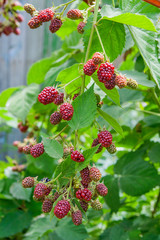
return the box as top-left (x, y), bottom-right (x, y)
top-left (96, 183), bottom-right (108, 196)
top-left (71, 151), bottom-right (85, 162)
top-left (76, 188), bottom-right (92, 201)
top-left (77, 22), bottom-right (85, 34)
top-left (80, 167), bottom-right (91, 184)
top-left (92, 52), bottom-right (104, 65)
top-left (60, 103), bottom-right (74, 121)
top-left (54, 200), bottom-right (70, 219)
top-left (33, 195), bottom-right (44, 202)
top-left (42, 199), bottom-right (53, 213)
top-left (107, 142), bottom-right (116, 154)
top-left (115, 75), bottom-right (127, 88)
top-left (34, 183), bottom-right (51, 199)
top-left (15, 14), bottom-right (24, 22)
top-left (28, 16), bottom-right (42, 29)
top-left (91, 199), bottom-right (102, 210)
top-left (24, 3), bottom-right (36, 15)
top-left (50, 112), bottom-right (62, 125)
top-left (81, 180), bottom-right (88, 188)
top-left (83, 59), bottom-right (98, 76)
top-left (23, 145), bottom-right (32, 154)
top-left (91, 138), bottom-right (103, 153)
top-left (49, 18), bottom-right (62, 33)
top-left (38, 87), bottom-right (58, 105)
top-left (127, 78), bottom-right (138, 89)
top-left (98, 130), bottom-right (112, 148)
top-left (72, 210), bottom-right (82, 225)
top-left (80, 200), bottom-right (88, 212)
top-left (53, 93), bottom-right (64, 105)
top-left (13, 28), bottom-right (21, 35)
top-left (38, 8), bottom-right (54, 22)
top-left (13, 141), bottom-right (20, 147)
top-left (3, 26), bottom-right (13, 35)
top-left (104, 73), bottom-right (116, 90)
top-left (30, 143), bottom-right (44, 158)
top-left (22, 177), bottom-right (34, 188)
top-left (63, 146), bottom-right (74, 158)
top-left (90, 167), bottom-right (101, 182)
top-left (67, 9), bottom-right (82, 20)
top-left (97, 62), bottom-right (114, 83)
top-left (73, 93), bottom-right (79, 100)
top-left (53, 191), bottom-right (60, 202)
top-left (18, 146), bottom-right (24, 153)
top-left (18, 122), bottom-right (28, 133)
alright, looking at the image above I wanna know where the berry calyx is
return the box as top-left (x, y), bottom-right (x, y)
top-left (22, 177), bottom-right (34, 188)
top-left (77, 22), bottom-right (85, 34)
top-left (80, 167), bottom-right (91, 184)
top-left (91, 138), bottom-right (103, 153)
top-left (104, 73), bottom-right (116, 90)
top-left (49, 18), bottom-right (62, 33)
top-left (96, 183), bottom-right (108, 196)
top-left (92, 52), bottom-right (104, 65)
top-left (71, 151), bottom-right (85, 162)
top-left (54, 200), bottom-right (71, 219)
top-left (28, 16), bottom-right (42, 29)
top-left (76, 188), bottom-right (92, 201)
top-left (98, 130), bottom-right (112, 148)
top-left (67, 9), bottom-right (82, 20)
top-left (38, 87), bottom-right (58, 105)
top-left (89, 167), bottom-right (101, 182)
top-left (91, 199), bottom-right (102, 210)
top-left (97, 62), bottom-right (114, 83)
top-left (53, 93), bottom-right (64, 105)
top-left (115, 75), bottom-right (127, 88)
top-left (30, 143), bottom-right (44, 158)
top-left (38, 8), bottom-right (54, 22)
top-left (72, 210), bottom-right (82, 225)
top-left (107, 142), bottom-right (117, 154)
top-left (83, 59), bottom-right (98, 76)
top-left (60, 103), bottom-right (74, 121)
top-left (50, 112), bottom-right (62, 125)
top-left (42, 199), bottom-right (53, 213)
top-left (34, 183), bottom-right (51, 199)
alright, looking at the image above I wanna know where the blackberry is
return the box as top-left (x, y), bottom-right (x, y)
top-left (38, 87), bottom-right (58, 105)
top-left (81, 180), bottom-right (88, 188)
top-left (18, 122), bottom-right (28, 133)
top-left (34, 183), bottom-right (50, 199)
top-left (50, 112), bottom-right (62, 125)
top-left (92, 52), bottom-right (104, 65)
top-left (30, 143), bottom-right (44, 158)
top-left (15, 14), bottom-right (24, 22)
top-left (104, 73), bottom-right (116, 90)
top-left (72, 210), bottom-right (82, 225)
top-left (83, 59), bottom-right (98, 76)
top-left (63, 146), bottom-right (74, 158)
top-left (77, 22), bottom-right (85, 34)
top-left (22, 177), bottom-right (34, 188)
top-left (97, 62), bottom-right (114, 83)
top-left (79, 200), bottom-right (88, 212)
top-left (49, 18), bottom-right (62, 33)
top-left (53, 93), bottom-right (64, 105)
top-left (23, 145), bottom-right (32, 154)
top-left (80, 167), bottom-right (91, 184)
top-left (76, 188), bottom-right (92, 201)
top-left (24, 3), bottom-right (36, 15)
top-left (38, 8), bottom-right (54, 22)
top-left (53, 191), bottom-right (60, 202)
top-left (54, 200), bottom-right (70, 219)
top-left (127, 79), bottom-right (138, 89)
top-left (115, 75), bottom-right (127, 88)
top-left (67, 9), bottom-right (82, 20)
top-left (98, 130), bottom-right (112, 148)
top-left (107, 142), bottom-right (116, 154)
top-left (42, 199), bottom-right (53, 213)
top-left (71, 151), bottom-right (85, 162)
top-left (89, 167), bottom-right (101, 182)
top-left (73, 93), bottom-right (79, 100)
top-left (28, 16), bottom-right (42, 29)
top-left (96, 183), bottom-right (108, 196)
top-left (91, 138), bottom-right (103, 153)
top-left (91, 199), bottom-right (102, 210)
top-left (60, 103), bottom-right (74, 121)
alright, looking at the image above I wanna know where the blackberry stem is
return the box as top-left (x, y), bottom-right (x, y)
top-left (54, 0), bottom-right (75, 10)
top-left (95, 25), bottom-right (109, 61)
top-left (50, 125), bottom-right (68, 139)
top-left (112, 0), bottom-right (115, 7)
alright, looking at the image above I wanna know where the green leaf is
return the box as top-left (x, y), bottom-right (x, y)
top-left (42, 136), bottom-right (63, 159)
top-left (98, 108), bottom-right (123, 136)
top-left (0, 210), bottom-right (32, 238)
top-left (148, 143), bottom-right (160, 163)
top-left (10, 182), bottom-right (32, 202)
top-left (56, 18), bottom-right (78, 40)
top-left (100, 5), bottom-right (156, 31)
top-left (92, 74), bottom-right (120, 106)
top-left (12, 5), bottom-right (24, 11)
top-left (100, 225), bottom-right (129, 240)
top-left (7, 84), bottom-right (39, 122)
top-left (27, 57), bottom-right (53, 85)
top-left (69, 85), bottom-right (97, 130)
top-left (114, 151), bottom-right (160, 196)
top-left (103, 175), bottom-right (120, 212)
top-left (0, 87), bottom-right (19, 107)
top-left (62, 31), bottom-right (82, 52)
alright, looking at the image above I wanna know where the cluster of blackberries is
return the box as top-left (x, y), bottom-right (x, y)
top-left (22, 165), bottom-right (108, 225)
top-left (66, 9), bottom-right (86, 34)
top-left (0, 0), bottom-right (23, 36)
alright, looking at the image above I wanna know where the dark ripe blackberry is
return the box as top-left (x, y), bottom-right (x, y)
top-left (80, 167), bottom-right (91, 184)
top-left (34, 183), bottom-right (50, 199)
top-left (30, 143), bottom-right (44, 158)
top-left (60, 103), bottom-right (74, 121)
top-left (22, 177), bottom-right (34, 188)
top-left (91, 138), bottom-right (103, 153)
top-left (104, 73), bottom-right (116, 90)
top-left (72, 210), bottom-right (82, 225)
top-left (92, 52), bottom-right (104, 65)
top-left (53, 93), bottom-right (64, 105)
top-left (28, 16), bottom-right (42, 29)
top-left (71, 151), bottom-right (85, 162)
top-left (96, 183), bottom-right (108, 196)
top-left (18, 122), bottom-right (28, 133)
top-left (76, 188), bottom-right (92, 201)
top-left (97, 62), bottom-right (115, 83)
top-left (98, 130), bottom-right (112, 148)
top-left (89, 167), bottom-right (101, 182)
top-left (79, 200), bottom-right (88, 212)
top-left (115, 75), bottom-right (127, 88)
top-left (49, 18), bottom-right (62, 33)
top-left (77, 22), bottom-right (85, 34)
top-left (50, 112), bottom-right (62, 125)
top-left (38, 87), bottom-right (58, 105)
top-left (67, 9), bottom-right (82, 20)
top-left (73, 93), bottom-right (79, 100)
top-left (54, 200), bottom-right (71, 219)
top-left (83, 59), bottom-right (98, 76)
top-left (42, 199), bottom-right (53, 213)
top-left (38, 8), bottom-right (54, 22)
top-left (53, 192), bottom-right (60, 202)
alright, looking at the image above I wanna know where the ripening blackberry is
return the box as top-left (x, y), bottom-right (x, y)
top-left (42, 199), bottom-right (53, 213)
top-left (80, 167), bottom-right (91, 184)
top-left (98, 130), bottom-right (112, 148)
top-left (127, 78), bottom-right (138, 89)
top-left (71, 151), bottom-right (85, 162)
top-left (30, 143), bottom-right (44, 158)
top-left (91, 199), bottom-right (102, 210)
top-left (79, 200), bottom-right (88, 212)
top-left (50, 112), bottom-right (62, 125)
top-left (96, 183), bottom-right (108, 196)
top-left (24, 3), bottom-right (36, 15)
top-left (49, 18), bottom-right (62, 33)
top-left (28, 16), bottom-right (42, 29)
top-left (89, 167), bottom-right (101, 182)
top-left (76, 188), bottom-right (92, 201)
top-left (104, 73), bottom-right (116, 90)
top-left (22, 177), bottom-right (34, 188)
top-left (97, 62), bottom-right (114, 83)
top-left (67, 9), bottom-right (82, 19)
top-left (83, 59), bottom-right (98, 76)
top-left (23, 145), bottom-right (32, 154)
top-left (34, 183), bottom-right (51, 199)
top-left (107, 142), bottom-right (117, 154)
top-left (38, 87), bottom-right (58, 105)
top-left (53, 93), bottom-right (64, 105)
top-left (91, 138), bottom-right (103, 153)
top-left (54, 200), bottom-right (71, 219)
top-left (77, 22), bottom-right (85, 34)
top-left (38, 8), bottom-right (54, 22)
top-left (60, 103), bottom-right (74, 121)
top-left (92, 52), bottom-right (104, 65)
top-left (115, 74), bottom-right (127, 88)
top-left (72, 210), bottom-right (82, 225)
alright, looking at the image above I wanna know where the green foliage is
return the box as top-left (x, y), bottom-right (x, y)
top-left (42, 136), bottom-right (63, 159)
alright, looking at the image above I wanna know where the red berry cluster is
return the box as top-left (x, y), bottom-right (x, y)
top-left (18, 122), bottom-right (28, 133)
top-left (71, 150), bottom-right (85, 162)
top-left (0, 0), bottom-right (23, 36)
top-left (83, 52), bottom-right (104, 76)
